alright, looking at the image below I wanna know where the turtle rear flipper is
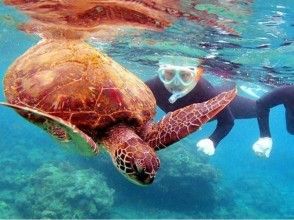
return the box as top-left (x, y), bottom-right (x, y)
top-left (0, 102), bottom-right (99, 156)
top-left (143, 88), bottom-right (237, 150)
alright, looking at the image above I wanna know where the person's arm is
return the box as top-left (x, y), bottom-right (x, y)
top-left (253, 87), bottom-right (286, 158)
top-left (195, 79), bottom-right (235, 155)
top-left (202, 80), bottom-right (235, 147)
top-left (209, 107), bottom-right (235, 146)
top-left (256, 88), bottom-right (284, 137)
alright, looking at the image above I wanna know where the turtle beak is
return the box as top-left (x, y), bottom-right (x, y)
top-left (127, 175), bottom-right (154, 186)
top-left (142, 176), bottom-right (154, 184)
top-left (133, 164), bottom-right (155, 185)
top-left (130, 175), bottom-right (155, 186)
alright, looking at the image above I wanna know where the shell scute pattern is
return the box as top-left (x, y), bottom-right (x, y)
top-left (4, 41), bottom-right (156, 135)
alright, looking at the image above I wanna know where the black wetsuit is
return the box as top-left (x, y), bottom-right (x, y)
top-left (146, 77), bottom-right (294, 147)
top-left (146, 77), bottom-right (257, 147)
top-left (256, 85), bottom-right (294, 137)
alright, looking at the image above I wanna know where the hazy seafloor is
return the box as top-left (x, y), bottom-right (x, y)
top-left (1, 0), bottom-right (294, 218)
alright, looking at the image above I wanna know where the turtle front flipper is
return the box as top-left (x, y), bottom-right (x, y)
top-left (0, 102), bottom-right (98, 156)
top-left (142, 88), bottom-right (237, 150)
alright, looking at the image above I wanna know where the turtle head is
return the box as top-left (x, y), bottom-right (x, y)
top-left (103, 125), bottom-right (160, 185)
top-left (113, 142), bottom-right (160, 185)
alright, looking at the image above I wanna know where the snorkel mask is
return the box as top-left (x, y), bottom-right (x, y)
top-left (158, 64), bottom-right (203, 103)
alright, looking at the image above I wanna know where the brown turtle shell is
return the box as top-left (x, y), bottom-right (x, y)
top-left (4, 40), bottom-right (156, 139)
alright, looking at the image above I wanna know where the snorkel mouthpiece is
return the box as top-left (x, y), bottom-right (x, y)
top-left (168, 91), bottom-right (186, 103)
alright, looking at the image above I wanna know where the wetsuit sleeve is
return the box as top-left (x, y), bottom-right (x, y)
top-left (145, 77), bottom-right (157, 95)
top-left (256, 88), bottom-right (285, 137)
top-left (145, 77), bottom-right (166, 111)
top-left (208, 85), bottom-right (234, 147)
top-left (209, 110), bottom-right (234, 146)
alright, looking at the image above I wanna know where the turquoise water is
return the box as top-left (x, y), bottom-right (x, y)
top-left (0, 0), bottom-right (294, 218)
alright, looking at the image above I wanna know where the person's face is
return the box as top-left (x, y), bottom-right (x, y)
top-left (158, 64), bottom-right (199, 95)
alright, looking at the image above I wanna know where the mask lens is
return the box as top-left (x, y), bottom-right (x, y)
top-left (178, 68), bottom-right (195, 85)
top-left (159, 68), bottom-right (176, 83)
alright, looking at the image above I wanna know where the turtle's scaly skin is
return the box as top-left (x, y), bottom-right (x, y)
top-left (3, 39), bottom-right (237, 185)
top-left (3, 38), bottom-right (237, 185)
top-left (143, 90), bottom-right (237, 150)
top-left (1, 0), bottom-right (241, 186)
top-left (4, 40), bottom-right (156, 140)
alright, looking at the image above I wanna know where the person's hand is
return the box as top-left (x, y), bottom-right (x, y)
top-left (196, 138), bottom-right (215, 156)
top-left (252, 137), bottom-right (272, 158)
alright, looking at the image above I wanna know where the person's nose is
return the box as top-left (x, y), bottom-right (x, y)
top-left (173, 78), bottom-right (181, 86)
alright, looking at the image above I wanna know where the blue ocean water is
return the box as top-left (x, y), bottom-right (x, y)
top-left (0, 0), bottom-right (294, 218)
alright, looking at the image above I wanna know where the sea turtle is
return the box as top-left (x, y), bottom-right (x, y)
top-left (1, 40), bottom-right (236, 185)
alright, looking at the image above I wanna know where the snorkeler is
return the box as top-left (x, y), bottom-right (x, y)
top-left (145, 57), bottom-right (257, 156)
top-left (146, 57), bottom-right (294, 157)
